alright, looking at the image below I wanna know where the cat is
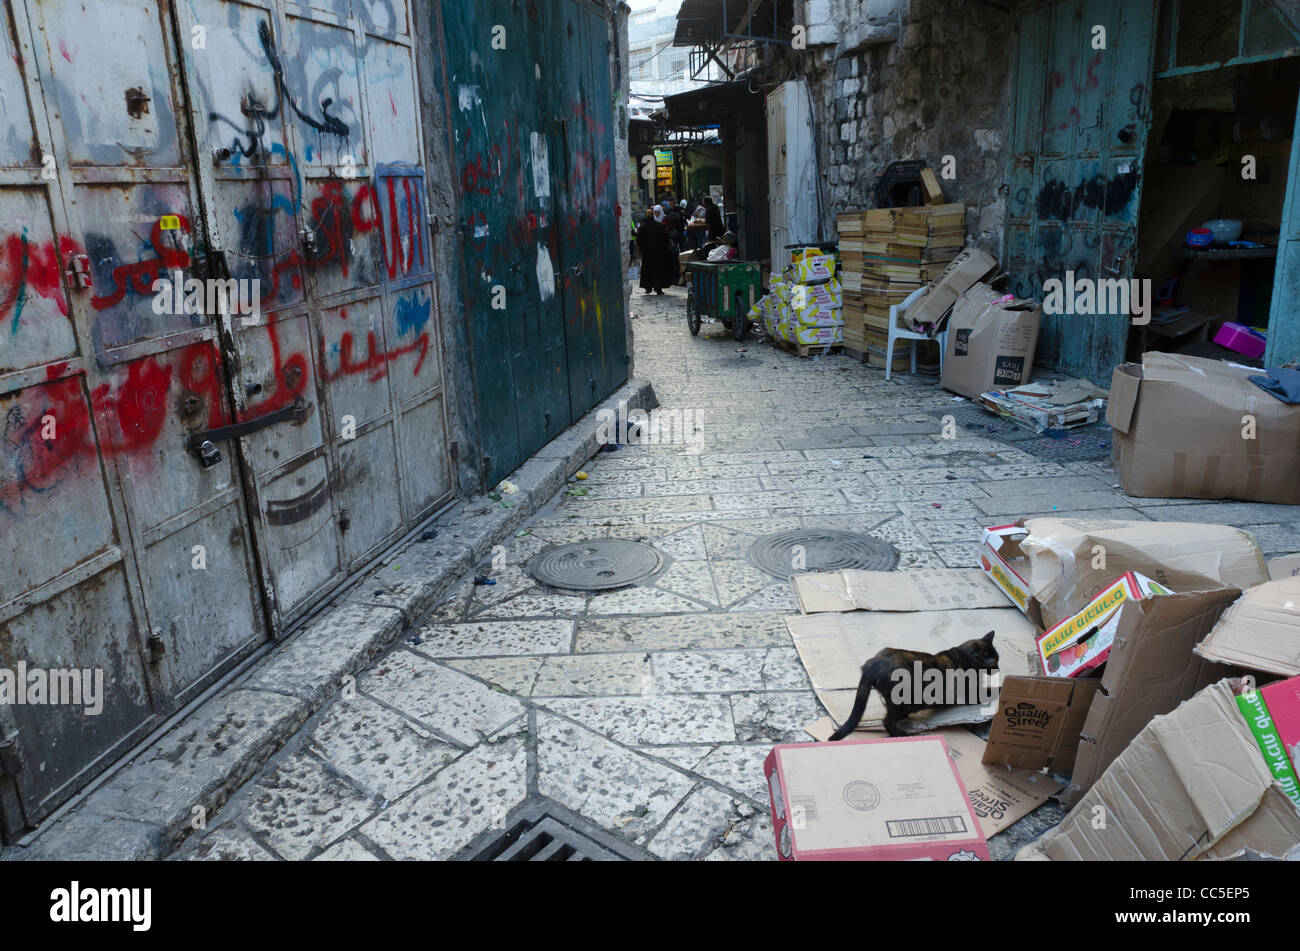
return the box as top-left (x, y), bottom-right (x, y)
top-left (827, 631), bottom-right (999, 741)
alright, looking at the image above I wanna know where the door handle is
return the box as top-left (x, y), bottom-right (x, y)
top-left (186, 397), bottom-right (309, 466)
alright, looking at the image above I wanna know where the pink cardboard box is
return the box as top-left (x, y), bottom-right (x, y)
top-left (765, 735), bottom-right (990, 861)
top-left (1213, 322), bottom-right (1267, 359)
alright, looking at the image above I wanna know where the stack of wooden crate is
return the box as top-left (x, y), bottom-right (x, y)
top-left (837, 203), bottom-right (965, 371)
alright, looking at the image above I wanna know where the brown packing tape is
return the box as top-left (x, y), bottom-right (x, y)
top-left (1171, 451), bottom-right (1187, 497)
top-left (1244, 416), bottom-right (1263, 499)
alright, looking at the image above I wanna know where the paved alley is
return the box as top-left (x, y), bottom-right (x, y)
top-left (175, 286), bottom-right (1300, 862)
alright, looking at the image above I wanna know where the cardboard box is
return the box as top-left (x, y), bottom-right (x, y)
top-left (1043, 680), bottom-right (1300, 861)
top-left (1059, 589), bottom-right (1243, 807)
top-left (982, 675), bottom-right (1103, 775)
top-left (983, 517), bottom-right (1267, 631)
top-left (1237, 678), bottom-right (1300, 810)
top-left (904, 247), bottom-right (998, 331)
top-left (1195, 576), bottom-right (1300, 676)
top-left (980, 523), bottom-right (1032, 613)
top-left (1107, 352), bottom-right (1300, 505)
top-left (938, 727), bottom-right (1063, 838)
top-left (1268, 554), bottom-right (1300, 580)
top-left (786, 607), bottom-right (1039, 733)
top-left (941, 283), bottom-right (1041, 399)
top-left (792, 568), bottom-right (1009, 615)
top-left (764, 735), bottom-right (990, 860)
top-left (1035, 572), bottom-right (1173, 677)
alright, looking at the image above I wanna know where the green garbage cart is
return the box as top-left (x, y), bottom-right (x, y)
top-left (684, 260), bottom-right (762, 341)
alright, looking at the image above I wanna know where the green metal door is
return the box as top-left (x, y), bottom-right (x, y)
top-left (1266, 94), bottom-right (1300, 365)
top-left (438, 0), bottom-right (626, 486)
top-left (438, 0), bottom-right (573, 485)
top-left (550, 3), bottom-right (627, 420)
top-left (1005, 0), bottom-right (1158, 383)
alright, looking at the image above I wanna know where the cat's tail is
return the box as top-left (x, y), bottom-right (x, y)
top-left (827, 675), bottom-right (873, 741)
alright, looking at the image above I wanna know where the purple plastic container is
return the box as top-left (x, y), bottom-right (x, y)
top-left (1213, 322), bottom-right (1267, 359)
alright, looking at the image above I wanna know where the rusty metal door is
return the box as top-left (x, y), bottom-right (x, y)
top-left (0, 0), bottom-right (264, 834)
top-left (174, 0), bottom-right (453, 628)
top-left (1004, 0), bottom-right (1157, 383)
top-left (0, 0), bottom-right (452, 839)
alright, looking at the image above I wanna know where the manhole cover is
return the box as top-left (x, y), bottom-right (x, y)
top-left (749, 529), bottom-right (899, 579)
top-left (528, 539), bottom-right (663, 590)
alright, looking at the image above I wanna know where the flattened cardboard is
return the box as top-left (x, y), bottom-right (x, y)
top-left (786, 607), bottom-right (1038, 732)
top-left (1058, 589), bottom-right (1242, 808)
top-left (982, 675), bottom-right (1103, 775)
top-left (1196, 576), bottom-right (1300, 676)
top-left (1106, 353), bottom-right (1300, 505)
top-left (941, 283), bottom-right (1041, 399)
top-left (938, 727), bottom-right (1063, 838)
top-left (792, 568), bottom-right (1009, 615)
top-left (1044, 681), bottom-right (1300, 861)
top-left (764, 735), bottom-right (990, 860)
top-left (904, 247), bottom-right (998, 330)
top-left (1268, 554), bottom-right (1300, 580)
top-left (1017, 517), bottom-right (1267, 630)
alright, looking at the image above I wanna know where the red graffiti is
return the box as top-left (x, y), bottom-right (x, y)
top-left (91, 215), bottom-right (192, 311)
top-left (0, 233), bottom-right (85, 325)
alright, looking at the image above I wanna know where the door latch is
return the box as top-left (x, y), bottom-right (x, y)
top-left (1102, 256), bottom-right (1123, 277)
top-left (65, 253), bottom-right (93, 288)
top-left (186, 398), bottom-right (309, 464)
top-left (147, 630), bottom-right (166, 664)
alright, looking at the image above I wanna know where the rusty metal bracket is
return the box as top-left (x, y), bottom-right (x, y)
top-left (186, 398), bottom-right (308, 452)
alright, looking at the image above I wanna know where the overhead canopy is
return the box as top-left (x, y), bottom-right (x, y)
top-left (672, 0), bottom-right (788, 47)
top-left (662, 79), bottom-right (754, 126)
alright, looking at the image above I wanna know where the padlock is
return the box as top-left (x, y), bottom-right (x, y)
top-left (195, 439), bottom-right (222, 468)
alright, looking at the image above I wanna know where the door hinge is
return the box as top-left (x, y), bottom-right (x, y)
top-left (64, 253), bottom-right (93, 289)
top-left (147, 630), bottom-right (166, 664)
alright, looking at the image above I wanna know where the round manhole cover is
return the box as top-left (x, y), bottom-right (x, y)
top-left (528, 539), bottom-right (664, 591)
top-left (749, 529), bottom-right (899, 579)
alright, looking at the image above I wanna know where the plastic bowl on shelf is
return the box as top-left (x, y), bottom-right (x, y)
top-left (1202, 218), bottom-right (1243, 244)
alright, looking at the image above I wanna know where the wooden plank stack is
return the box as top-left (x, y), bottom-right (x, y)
top-left (837, 203), bottom-right (966, 371)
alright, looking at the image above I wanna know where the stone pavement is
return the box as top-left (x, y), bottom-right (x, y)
top-left (173, 285), bottom-right (1300, 862)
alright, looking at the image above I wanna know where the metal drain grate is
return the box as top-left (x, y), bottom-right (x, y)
top-left (460, 802), bottom-right (645, 861)
top-left (528, 539), bottom-right (663, 590)
top-left (749, 528), bottom-right (899, 579)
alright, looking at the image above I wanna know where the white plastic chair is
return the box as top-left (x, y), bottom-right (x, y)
top-left (885, 286), bottom-right (947, 381)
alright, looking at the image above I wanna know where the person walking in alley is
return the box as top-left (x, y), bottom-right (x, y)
top-left (636, 209), bottom-right (670, 295)
top-left (701, 195), bottom-right (725, 241)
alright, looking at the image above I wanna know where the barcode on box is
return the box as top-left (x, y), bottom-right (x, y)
top-left (886, 815), bottom-right (967, 838)
top-left (790, 795), bottom-right (819, 823)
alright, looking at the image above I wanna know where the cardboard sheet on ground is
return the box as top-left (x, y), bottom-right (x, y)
top-left (792, 568), bottom-right (1009, 614)
top-left (1195, 576), bottom-right (1300, 677)
top-left (801, 719), bottom-right (1062, 838)
top-left (1268, 554), bottom-right (1300, 580)
top-left (787, 608), bottom-right (1038, 731)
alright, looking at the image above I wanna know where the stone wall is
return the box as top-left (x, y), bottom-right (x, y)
top-left (800, 0), bottom-right (1017, 255)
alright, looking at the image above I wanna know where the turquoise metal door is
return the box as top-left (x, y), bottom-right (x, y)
top-left (439, 0), bottom-right (626, 486)
top-left (1005, 0), bottom-right (1158, 383)
top-left (1266, 94), bottom-right (1300, 365)
top-left (551, 4), bottom-right (627, 421)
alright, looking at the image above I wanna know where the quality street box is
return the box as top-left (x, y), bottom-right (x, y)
top-left (1107, 351), bottom-right (1300, 504)
top-left (765, 735), bottom-right (990, 861)
top-left (1035, 572), bottom-right (1172, 677)
top-left (982, 675), bottom-right (1102, 775)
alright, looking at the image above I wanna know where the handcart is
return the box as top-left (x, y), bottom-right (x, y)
top-left (684, 260), bottom-right (762, 341)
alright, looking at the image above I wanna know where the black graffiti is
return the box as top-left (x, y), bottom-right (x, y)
top-left (209, 19), bottom-right (351, 162)
top-left (1035, 169), bottom-right (1140, 222)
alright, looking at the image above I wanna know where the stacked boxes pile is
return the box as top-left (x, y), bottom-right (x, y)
top-left (751, 248), bottom-right (844, 350)
top-left (838, 204), bottom-right (965, 370)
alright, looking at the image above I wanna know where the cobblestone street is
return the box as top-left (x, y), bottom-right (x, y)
top-left (175, 286), bottom-right (1300, 862)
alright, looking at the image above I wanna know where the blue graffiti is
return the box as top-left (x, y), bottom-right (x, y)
top-left (394, 292), bottom-right (431, 337)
